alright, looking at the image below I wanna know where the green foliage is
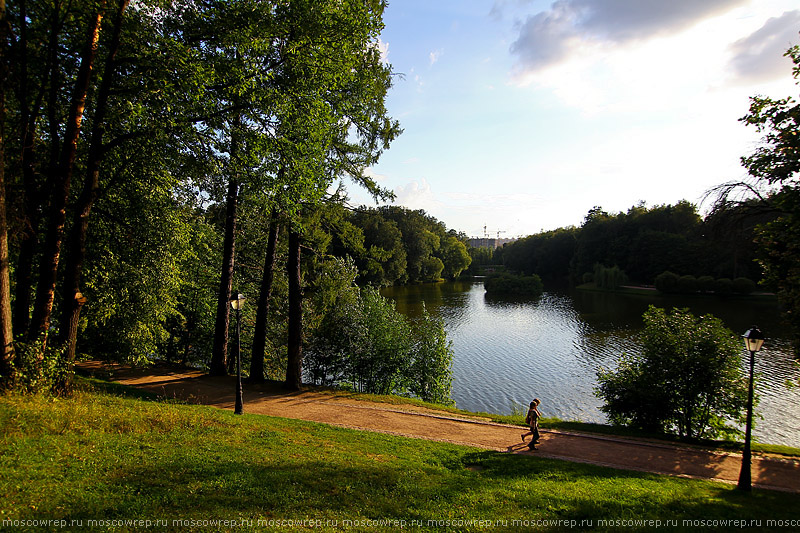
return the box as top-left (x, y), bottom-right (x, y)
top-left (714, 278), bottom-right (734, 296)
top-left (500, 201), bottom-right (766, 288)
top-left (733, 277), bottom-right (757, 294)
top-left (408, 305), bottom-right (454, 405)
top-left (735, 46), bottom-right (800, 349)
top-left (654, 271), bottom-right (680, 294)
top-left (677, 275), bottom-right (698, 293)
top-left (596, 306), bottom-right (749, 440)
top-left (593, 264), bottom-right (628, 291)
top-left (484, 273), bottom-right (544, 297)
top-left (79, 181), bottom-right (195, 363)
top-left (698, 275), bottom-right (716, 293)
top-left (501, 227), bottom-right (577, 283)
top-left (306, 273), bottom-right (454, 404)
top-left (439, 235), bottom-right (471, 280)
top-left (655, 271), bottom-right (757, 298)
top-left (3, 338), bottom-right (68, 394)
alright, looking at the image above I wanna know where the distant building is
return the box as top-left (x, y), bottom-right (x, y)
top-left (468, 237), bottom-right (516, 250)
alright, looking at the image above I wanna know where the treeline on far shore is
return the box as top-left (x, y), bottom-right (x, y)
top-left (469, 200), bottom-right (770, 290)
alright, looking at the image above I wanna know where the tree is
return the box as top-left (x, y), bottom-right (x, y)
top-left (596, 306), bottom-right (749, 440)
top-left (28, 1), bottom-right (106, 350)
top-left (409, 305), bottom-right (453, 405)
top-left (439, 235), bottom-right (471, 280)
top-left (58, 0), bottom-right (130, 392)
top-left (708, 45), bottom-right (800, 348)
top-left (0, 0), bottom-right (14, 387)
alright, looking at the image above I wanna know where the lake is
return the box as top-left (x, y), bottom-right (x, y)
top-left (382, 280), bottom-right (800, 448)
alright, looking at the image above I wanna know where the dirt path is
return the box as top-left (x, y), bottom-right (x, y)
top-left (78, 361), bottom-right (800, 493)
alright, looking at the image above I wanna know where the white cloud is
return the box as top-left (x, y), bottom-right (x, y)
top-left (429, 48), bottom-right (443, 66)
top-left (364, 167), bottom-right (388, 182)
top-left (375, 38), bottom-right (390, 64)
top-left (393, 179), bottom-right (442, 213)
top-left (510, 0), bottom-right (747, 74)
top-left (727, 10), bottom-right (800, 83)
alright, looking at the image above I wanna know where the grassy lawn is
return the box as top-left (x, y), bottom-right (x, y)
top-left (1, 380), bottom-right (799, 532)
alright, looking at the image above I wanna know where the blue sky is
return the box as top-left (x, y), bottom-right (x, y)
top-left (346, 0), bottom-right (800, 238)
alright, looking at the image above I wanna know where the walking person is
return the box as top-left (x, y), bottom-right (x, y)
top-left (521, 398), bottom-right (541, 449)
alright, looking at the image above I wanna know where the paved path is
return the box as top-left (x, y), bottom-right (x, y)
top-left (79, 362), bottom-right (800, 493)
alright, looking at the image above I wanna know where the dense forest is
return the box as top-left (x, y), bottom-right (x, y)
top-left (493, 200), bottom-right (771, 287)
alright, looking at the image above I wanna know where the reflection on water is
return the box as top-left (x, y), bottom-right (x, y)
top-left (382, 281), bottom-right (800, 447)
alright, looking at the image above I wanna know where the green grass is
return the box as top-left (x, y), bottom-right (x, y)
top-left (1, 381), bottom-right (799, 532)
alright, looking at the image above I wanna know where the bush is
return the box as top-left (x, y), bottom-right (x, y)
top-left (654, 271), bottom-right (679, 294)
top-left (733, 277), bottom-right (757, 294)
top-left (714, 278), bottom-right (734, 295)
top-left (677, 275), bottom-right (698, 294)
top-left (697, 276), bottom-right (716, 293)
top-left (305, 281), bottom-right (454, 405)
top-left (596, 306), bottom-right (749, 439)
top-left (484, 273), bottom-right (544, 297)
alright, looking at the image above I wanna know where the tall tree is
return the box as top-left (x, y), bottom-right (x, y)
top-left (285, 228), bottom-right (302, 389)
top-left (210, 114), bottom-right (242, 376)
top-left (28, 2), bottom-right (106, 348)
top-left (0, 0), bottom-right (15, 387)
top-left (58, 0), bottom-right (129, 390)
top-left (250, 207), bottom-right (280, 383)
top-left (270, 0), bottom-right (400, 387)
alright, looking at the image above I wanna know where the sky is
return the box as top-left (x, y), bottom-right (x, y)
top-left (342, 0), bottom-right (800, 239)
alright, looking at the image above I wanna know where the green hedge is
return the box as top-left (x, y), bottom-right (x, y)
top-left (655, 271), bottom-right (757, 296)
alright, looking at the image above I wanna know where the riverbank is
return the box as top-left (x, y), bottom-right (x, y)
top-left (575, 282), bottom-right (779, 301)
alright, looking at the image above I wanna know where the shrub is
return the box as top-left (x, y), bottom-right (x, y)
top-left (484, 273), bottom-right (544, 297)
top-left (677, 275), bottom-right (698, 294)
top-left (596, 306), bottom-right (749, 439)
top-left (714, 278), bottom-right (734, 295)
top-left (697, 276), bottom-right (716, 293)
top-left (654, 271), bottom-right (679, 294)
top-left (305, 282), bottom-right (454, 405)
top-left (733, 277), bottom-right (757, 294)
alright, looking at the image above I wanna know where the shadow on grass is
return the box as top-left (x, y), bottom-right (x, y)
top-left (36, 434), bottom-right (800, 527)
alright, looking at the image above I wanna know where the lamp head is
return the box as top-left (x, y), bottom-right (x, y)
top-left (229, 293), bottom-right (246, 311)
top-left (742, 326), bottom-right (764, 353)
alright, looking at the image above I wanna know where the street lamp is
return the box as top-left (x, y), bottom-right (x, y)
top-left (230, 292), bottom-right (246, 415)
top-left (737, 326), bottom-right (764, 491)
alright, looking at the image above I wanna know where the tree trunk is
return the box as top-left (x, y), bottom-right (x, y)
top-left (0, 0), bottom-right (16, 387)
top-left (11, 0), bottom-right (58, 336)
top-left (250, 209), bottom-right (279, 383)
top-left (57, 0), bottom-right (128, 393)
top-left (210, 175), bottom-right (239, 376)
top-left (28, 4), bottom-right (105, 347)
top-left (286, 229), bottom-right (302, 390)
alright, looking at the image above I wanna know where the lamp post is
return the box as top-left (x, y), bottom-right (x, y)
top-left (230, 292), bottom-right (246, 415)
top-left (737, 326), bottom-right (764, 491)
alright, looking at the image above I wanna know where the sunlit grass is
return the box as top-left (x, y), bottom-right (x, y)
top-left (1, 381), bottom-right (798, 532)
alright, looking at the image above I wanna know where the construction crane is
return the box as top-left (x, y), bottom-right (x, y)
top-left (496, 230), bottom-right (506, 239)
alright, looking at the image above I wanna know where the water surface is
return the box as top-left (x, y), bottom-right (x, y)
top-left (383, 281), bottom-right (800, 447)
